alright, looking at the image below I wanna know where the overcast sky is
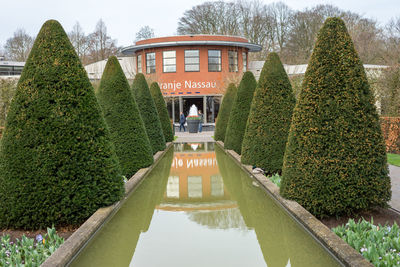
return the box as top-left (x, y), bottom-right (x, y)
top-left (1, 0), bottom-right (398, 49)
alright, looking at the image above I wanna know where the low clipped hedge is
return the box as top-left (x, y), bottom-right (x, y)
top-left (224, 72), bottom-right (257, 154)
top-left (241, 53), bottom-right (295, 174)
top-left (149, 82), bottom-right (174, 142)
top-left (215, 83), bottom-right (237, 141)
top-left (0, 20), bottom-right (124, 229)
top-left (132, 74), bottom-right (166, 154)
top-left (97, 56), bottom-right (153, 178)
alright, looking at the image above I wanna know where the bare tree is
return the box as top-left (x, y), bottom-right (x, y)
top-left (382, 17), bottom-right (400, 65)
top-left (68, 22), bottom-right (89, 64)
top-left (269, 2), bottom-right (293, 53)
top-left (4, 29), bottom-right (34, 61)
top-left (177, 1), bottom-right (240, 35)
top-left (135, 26), bottom-right (155, 41)
top-left (237, 0), bottom-right (274, 58)
top-left (87, 19), bottom-right (119, 63)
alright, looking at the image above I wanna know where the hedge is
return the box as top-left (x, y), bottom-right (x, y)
top-left (241, 53), bottom-right (295, 174)
top-left (132, 74), bottom-right (166, 154)
top-left (214, 83), bottom-right (237, 141)
top-left (97, 56), bottom-right (153, 178)
top-left (380, 117), bottom-right (400, 153)
top-left (149, 82), bottom-right (174, 142)
top-left (0, 20), bottom-right (124, 229)
top-left (224, 72), bottom-right (257, 154)
top-left (280, 17), bottom-right (391, 218)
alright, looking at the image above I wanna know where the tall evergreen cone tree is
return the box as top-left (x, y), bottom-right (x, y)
top-left (97, 56), bottom-right (153, 178)
top-left (224, 71), bottom-right (257, 154)
top-left (149, 82), bottom-right (174, 142)
top-left (241, 53), bottom-right (295, 174)
top-left (0, 20), bottom-right (124, 229)
top-left (214, 83), bottom-right (237, 141)
top-left (280, 17), bottom-right (391, 217)
top-left (132, 74), bottom-right (165, 154)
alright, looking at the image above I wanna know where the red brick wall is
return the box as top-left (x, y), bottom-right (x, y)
top-left (381, 117), bottom-right (400, 153)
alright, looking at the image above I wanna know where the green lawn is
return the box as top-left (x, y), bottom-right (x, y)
top-left (387, 153), bottom-right (400, 166)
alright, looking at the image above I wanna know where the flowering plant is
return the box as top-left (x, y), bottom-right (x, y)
top-left (0, 227), bottom-right (64, 266)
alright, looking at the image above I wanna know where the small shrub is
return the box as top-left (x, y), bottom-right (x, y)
top-left (0, 227), bottom-right (64, 266)
top-left (149, 82), bottom-right (174, 142)
top-left (269, 174), bottom-right (281, 188)
top-left (333, 219), bottom-right (400, 266)
top-left (97, 56), bottom-right (153, 178)
top-left (224, 71), bottom-right (257, 154)
top-left (132, 74), bottom-right (165, 154)
top-left (215, 83), bottom-right (237, 141)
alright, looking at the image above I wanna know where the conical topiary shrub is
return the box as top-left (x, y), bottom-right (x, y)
top-left (214, 83), bottom-right (237, 141)
top-left (280, 17), bottom-right (391, 217)
top-left (132, 73), bottom-right (165, 154)
top-left (149, 82), bottom-right (174, 142)
top-left (97, 56), bottom-right (153, 178)
top-left (224, 71), bottom-right (257, 154)
top-left (0, 20), bottom-right (124, 229)
top-left (241, 53), bottom-right (295, 174)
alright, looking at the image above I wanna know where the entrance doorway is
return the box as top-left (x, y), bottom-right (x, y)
top-left (183, 97), bottom-right (203, 117)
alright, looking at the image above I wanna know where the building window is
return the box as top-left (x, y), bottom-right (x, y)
top-left (185, 50), bottom-right (200, 72)
top-left (243, 52), bottom-right (247, 72)
top-left (163, 51), bottom-right (176, 73)
top-left (137, 54), bottom-right (142, 73)
top-left (208, 50), bottom-right (221, 72)
top-left (146, 52), bottom-right (156, 73)
top-left (229, 51), bottom-right (238, 72)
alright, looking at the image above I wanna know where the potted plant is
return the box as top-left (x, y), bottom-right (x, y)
top-left (187, 115), bottom-right (201, 133)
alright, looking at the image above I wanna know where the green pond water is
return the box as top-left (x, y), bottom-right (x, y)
top-left (70, 143), bottom-right (341, 267)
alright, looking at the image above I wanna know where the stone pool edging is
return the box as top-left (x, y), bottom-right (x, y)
top-left (42, 142), bottom-right (174, 267)
top-left (216, 141), bottom-right (372, 267)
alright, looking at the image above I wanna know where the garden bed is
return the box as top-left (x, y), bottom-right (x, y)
top-left (0, 226), bottom-right (77, 243)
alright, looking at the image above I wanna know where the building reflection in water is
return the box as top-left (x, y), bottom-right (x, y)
top-left (157, 142), bottom-right (247, 230)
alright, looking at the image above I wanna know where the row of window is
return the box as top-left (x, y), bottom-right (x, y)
top-left (137, 50), bottom-right (247, 74)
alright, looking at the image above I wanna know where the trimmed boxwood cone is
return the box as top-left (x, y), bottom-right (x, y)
top-left (241, 53), bottom-right (295, 174)
top-left (215, 83), bottom-right (237, 141)
top-left (280, 17), bottom-right (391, 217)
top-left (132, 73), bottom-right (166, 154)
top-left (224, 71), bottom-right (257, 154)
top-left (149, 82), bottom-right (174, 142)
top-left (97, 56), bottom-right (153, 178)
top-left (0, 20), bottom-right (124, 229)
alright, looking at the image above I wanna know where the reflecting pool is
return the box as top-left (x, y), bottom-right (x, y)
top-left (70, 142), bottom-right (340, 267)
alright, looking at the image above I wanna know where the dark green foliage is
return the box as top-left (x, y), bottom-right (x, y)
top-left (224, 72), bottom-right (257, 154)
top-left (97, 56), bottom-right (153, 178)
top-left (0, 20), bottom-right (124, 229)
top-left (214, 83), bottom-right (237, 141)
top-left (149, 82), bottom-right (174, 142)
top-left (132, 74), bottom-right (166, 154)
top-left (280, 17), bottom-right (391, 217)
top-left (241, 53), bottom-right (295, 174)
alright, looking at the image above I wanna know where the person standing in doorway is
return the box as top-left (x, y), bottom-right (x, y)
top-left (179, 112), bottom-right (186, 132)
top-left (198, 110), bottom-right (203, 132)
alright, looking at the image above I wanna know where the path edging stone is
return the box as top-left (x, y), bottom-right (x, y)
top-left (42, 142), bottom-right (173, 267)
top-left (216, 141), bottom-right (372, 267)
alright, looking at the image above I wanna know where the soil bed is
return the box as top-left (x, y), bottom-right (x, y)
top-left (1, 226), bottom-right (78, 243)
top-left (321, 207), bottom-right (400, 229)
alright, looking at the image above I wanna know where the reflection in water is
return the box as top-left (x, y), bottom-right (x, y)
top-left (187, 208), bottom-right (248, 230)
top-left (70, 143), bottom-right (339, 267)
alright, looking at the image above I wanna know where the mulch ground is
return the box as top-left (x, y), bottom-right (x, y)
top-left (321, 207), bottom-right (400, 229)
top-left (0, 225), bottom-right (78, 243)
